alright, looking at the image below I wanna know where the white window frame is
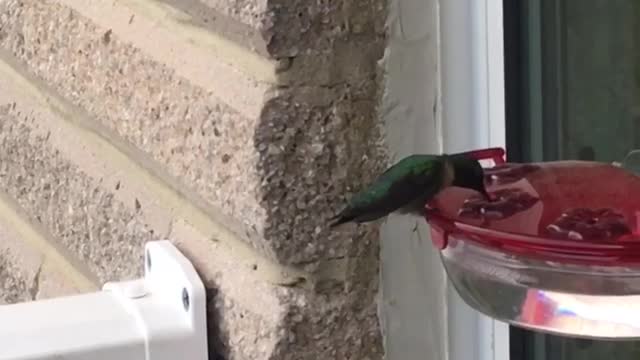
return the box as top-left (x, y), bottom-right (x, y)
top-left (440, 0), bottom-right (509, 360)
top-left (379, 0), bottom-right (508, 359)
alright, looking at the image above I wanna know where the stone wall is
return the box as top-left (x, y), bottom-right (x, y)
top-left (0, 0), bottom-right (389, 358)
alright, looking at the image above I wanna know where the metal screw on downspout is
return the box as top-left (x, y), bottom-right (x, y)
top-left (182, 288), bottom-right (190, 312)
top-left (146, 250), bottom-right (152, 271)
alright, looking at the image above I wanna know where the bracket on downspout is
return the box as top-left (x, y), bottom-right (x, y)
top-left (0, 240), bottom-right (208, 360)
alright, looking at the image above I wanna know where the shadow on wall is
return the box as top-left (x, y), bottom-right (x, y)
top-left (249, 91), bottom-right (386, 357)
top-left (252, 88), bottom-right (388, 266)
top-left (205, 286), bottom-right (229, 360)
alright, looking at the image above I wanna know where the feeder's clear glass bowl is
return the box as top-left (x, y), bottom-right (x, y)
top-left (441, 234), bottom-right (640, 340)
top-left (426, 151), bottom-right (640, 340)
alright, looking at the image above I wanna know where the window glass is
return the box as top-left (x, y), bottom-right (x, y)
top-left (504, 0), bottom-right (640, 358)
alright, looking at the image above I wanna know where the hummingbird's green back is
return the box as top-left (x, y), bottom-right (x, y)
top-left (332, 154), bottom-right (446, 225)
top-left (350, 154), bottom-right (440, 205)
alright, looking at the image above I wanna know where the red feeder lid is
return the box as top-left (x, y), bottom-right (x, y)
top-left (426, 148), bottom-right (640, 266)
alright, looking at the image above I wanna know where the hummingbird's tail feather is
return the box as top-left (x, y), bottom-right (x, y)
top-left (328, 206), bottom-right (358, 228)
top-left (329, 218), bottom-right (349, 228)
top-left (329, 207), bottom-right (397, 228)
top-left (328, 213), bottom-right (354, 228)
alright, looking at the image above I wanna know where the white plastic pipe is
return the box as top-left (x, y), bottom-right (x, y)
top-left (0, 240), bottom-right (208, 360)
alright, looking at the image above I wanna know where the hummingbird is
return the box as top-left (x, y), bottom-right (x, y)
top-left (329, 152), bottom-right (489, 227)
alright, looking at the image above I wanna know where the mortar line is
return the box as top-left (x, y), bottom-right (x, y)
top-left (0, 189), bottom-right (98, 292)
top-left (55, 0), bottom-right (273, 119)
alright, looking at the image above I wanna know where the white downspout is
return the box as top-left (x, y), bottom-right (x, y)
top-left (0, 241), bottom-right (208, 360)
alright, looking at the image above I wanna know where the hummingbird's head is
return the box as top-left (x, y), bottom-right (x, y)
top-left (450, 155), bottom-right (490, 199)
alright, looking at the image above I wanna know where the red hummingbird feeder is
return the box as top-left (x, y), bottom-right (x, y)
top-left (424, 147), bottom-right (640, 340)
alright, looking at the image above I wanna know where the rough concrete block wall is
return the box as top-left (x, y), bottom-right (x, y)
top-left (0, 0), bottom-right (388, 358)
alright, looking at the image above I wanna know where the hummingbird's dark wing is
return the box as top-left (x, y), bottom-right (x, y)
top-left (330, 155), bottom-right (446, 227)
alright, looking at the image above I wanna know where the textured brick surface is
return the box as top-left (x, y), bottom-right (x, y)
top-left (0, 204), bottom-right (82, 303)
top-left (0, 104), bottom-right (151, 282)
top-left (0, 0), bottom-right (388, 266)
top-left (158, 0), bottom-right (386, 58)
top-left (0, 251), bottom-right (81, 303)
top-left (0, 0), bottom-right (271, 258)
top-left (0, 253), bottom-right (32, 304)
top-left (0, 0), bottom-right (388, 357)
top-left (176, 220), bottom-right (383, 359)
top-left (154, 0), bottom-right (386, 86)
top-left (0, 70), bottom-right (383, 358)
